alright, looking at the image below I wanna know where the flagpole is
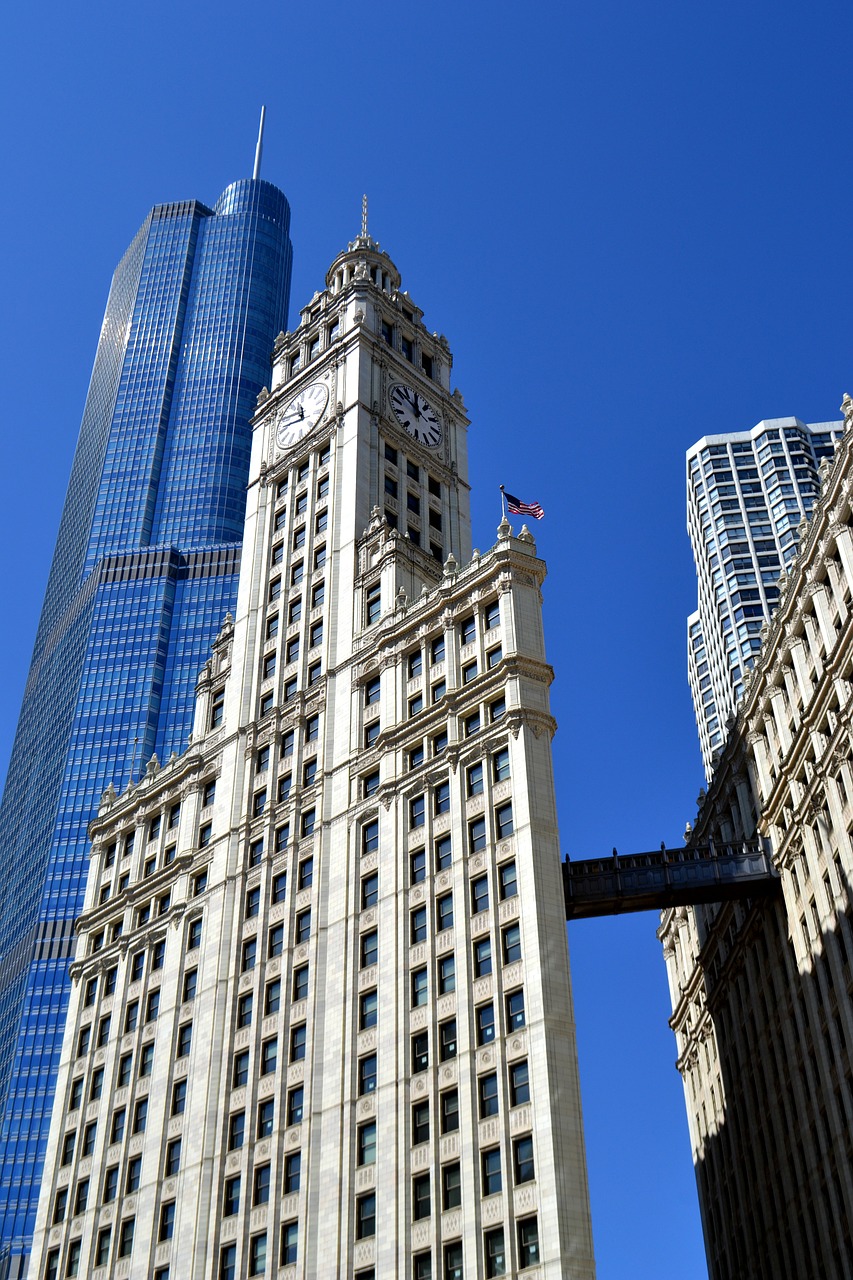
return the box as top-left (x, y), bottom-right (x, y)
top-left (499, 485), bottom-right (507, 520)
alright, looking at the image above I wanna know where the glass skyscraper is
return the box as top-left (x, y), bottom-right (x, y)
top-left (0, 174), bottom-right (292, 1274)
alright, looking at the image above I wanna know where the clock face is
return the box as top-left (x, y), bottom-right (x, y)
top-left (275, 382), bottom-right (329, 450)
top-left (389, 384), bottom-right (442, 448)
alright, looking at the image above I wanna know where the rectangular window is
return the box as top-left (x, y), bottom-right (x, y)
top-left (477, 1003), bottom-right (495, 1045)
top-left (487, 645), bottom-right (502, 669)
top-left (517, 1217), bottom-right (540, 1268)
top-left (436, 893), bottom-right (453, 931)
top-left (438, 954), bottom-right (455, 994)
top-left (364, 720), bottom-right (380, 748)
top-left (359, 990), bottom-right (378, 1029)
top-left (411, 967), bottom-right (428, 1006)
top-left (360, 930), bottom-right (378, 968)
top-left (409, 693), bottom-right (424, 717)
top-left (510, 1059), bottom-right (530, 1106)
top-left (298, 856), bottom-right (313, 888)
top-left (285, 1150), bottom-right (302, 1192)
top-left (139, 1043), bottom-right (154, 1077)
top-left (249, 1234), bottom-right (267, 1276)
top-left (439, 1018), bottom-right (457, 1061)
top-left (312, 580), bottom-right (325, 608)
top-left (442, 1162), bottom-right (462, 1210)
top-left (362, 817), bottom-right (379, 853)
top-left (499, 860), bottom-right (518, 899)
top-left (467, 762), bottom-right (484, 796)
top-left (118, 1218), bottom-right (135, 1259)
top-left (485, 1227), bottom-right (506, 1278)
top-left (410, 795), bottom-right (425, 828)
top-left (469, 816), bottom-right (486, 853)
top-left (110, 1110), bottom-right (125, 1143)
top-left (242, 938), bottom-right (257, 972)
top-left (265, 979), bottom-right (281, 1017)
top-left (431, 679), bottom-right (446, 703)
top-left (410, 848), bottom-right (426, 884)
top-left (117, 1053), bottom-right (131, 1087)
top-left (412, 1100), bottom-right (430, 1145)
top-left (258, 1098), bottom-right (275, 1137)
top-left (269, 923), bottom-right (285, 957)
top-left (356, 1192), bottom-right (376, 1239)
top-left (301, 809), bottom-right (316, 839)
top-left (224, 1175), bottom-right (241, 1216)
top-left (126, 1156), bottom-right (142, 1193)
top-left (434, 781), bottom-right (450, 814)
top-left (361, 872), bottom-right (379, 909)
top-left (413, 1173), bottom-right (431, 1220)
top-left (233, 1050), bottom-right (250, 1088)
top-left (514, 1134), bottom-right (535, 1183)
top-left (281, 1223), bottom-right (298, 1266)
top-left (444, 1243), bottom-right (463, 1280)
top-left (506, 989), bottom-right (526, 1029)
top-left (228, 1111), bottom-right (245, 1150)
top-left (237, 992), bottom-right (253, 1028)
top-left (210, 689), bottom-right (225, 728)
top-left (496, 803), bottom-right (514, 839)
top-left (471, 875), bottom-right (489, 914)
top-left (177, 1022), bottom-right (193, 1058)
top-left (287, 1087), bottom-right (304, 1127)
top-left (159, 1201), bottom-right (176, 1242)
top-left (482, 1148), bottom-right (502, 1195)
top-left (479, 1072), bottom-right (499, 1117)
top-left (290, 1024), bottom-right (307, 1061)
top-left (410, 906), bottom-right (427, 943)
top-left (104, 1166), bottom-right (119, 1203)
top-left (462, 660), bottom-right (478, 683)
top-left (411, 1031), bottom-right (429, 1073)
top-left (435, 834), bottom-right (452, 870)
top-left (366, 584), bottom-right (381, 624)
top-left (358, 1120), bottom-right (377, 1165)
top-left (296, 909), bottom-right (311, 942)
top-left (490, 697), bottom-right (506, 722)
top-left (474, 937), bottom-right (492, 977)
top-left (95, 1227), bottom-right (111, 1266)
top-left (359, 1053), bottom-right (377, 1095)
top-left (440, 1088), bottom-right (459, 1134)
top-left (503, 923), bottom-right (522, 965)
top-left (254, 1164), bottom-right (271, 1205)
top-left (464, 710), bottom-right (480, 737)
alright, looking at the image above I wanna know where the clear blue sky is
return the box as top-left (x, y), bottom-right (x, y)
top-left (2, 1), bottom-right (852, 1275)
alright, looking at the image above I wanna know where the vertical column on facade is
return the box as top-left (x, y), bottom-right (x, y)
top-left (807, 581), bottom-right (837, 657)
top-left (787, 633), bottom-right (814, 706)
top-left (748, 730), bottom-right (773, 803)
top-left (829, 521), bottom-right (853, 597)
top-left (768, 688), bottom-right (792, 758)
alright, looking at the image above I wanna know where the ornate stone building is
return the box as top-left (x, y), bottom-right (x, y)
top-left (661, 395), bottom-right (853, 1279)
top-left (30, 225), bottom-right (595, 1279)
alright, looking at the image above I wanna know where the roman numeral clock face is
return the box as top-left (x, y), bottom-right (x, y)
top-left (275, 382), bottom-right (329, 450)
top-left (390, 384), bottom-right (442, 448)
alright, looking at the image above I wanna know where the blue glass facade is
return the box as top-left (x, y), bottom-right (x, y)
top-left (0, 178), bottom-right (291, 1272)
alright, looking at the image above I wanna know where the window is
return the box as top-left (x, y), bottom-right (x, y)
top-left (517, 1217), bottom-right (540, 1268)
top-left (409, 743), bottom-right (425, 770)
top-left (263, 652), bottom-right (276, 679)
top-left (435, 834), bottom-right (452, 870)
top-left (237, 992), bottom-right (253, 1028)
top-left (357, 1193), bottom-right (376, 1238)
top-left (246, 885), bottom-right (261, 919)
top-left (479, 1073), bottom-right (499, 1118)
top-left (485, 1227), bottom-right (506, 1278)
top-left (188, 918), bottom-right (202, 949)
top-left (407, 491), bottom-right (420, 515)
top-left (434, 781), bottom-right (450, 814)
top-left (133, 1098), bottom-right (147, 1133)
top-left (269, 922), bottom-right (285, 958)
top-left (293, 964), bottom-right (309, 1000)
top-left (431, 635), bottom-right (445, 664)
top-left (413, 1173), bottom-right (431, 1220)
top-left (69, 1076), bottom-right (83, 1110)
top-left (444, 1243), bottom-right (463, 1280)
top-left (286, 636), bottom-right (300, 665)
top-left (409, 693), bottom-right (424, 717)
top-left (495, 803), bottom-right (514, 839)
top-left (314, 545), bottom-right (326, 572)
top-left (291, 562), bottom-right (304, 587)
top-left (117, 1053), bottom-right (132, 1087)
top-left (410, 848), bottom-right (426, 884)
top-left (464, 710), bottom-right (481, 737)
top-left (503, 923), bottom-right (522, 965)
top-left (384, 474), bottom-right (398, 498)
top-left (293, 526), bottom-right (306, 551)
top-left (440, 1088), bottom-right (459, 1134)
top-left (439, 1018), bottom-right (457, 1061)
top-left (249, 1235), bottom-right (267, 1276)
top-left (97, 1013), bottom-right (111, 1046)
top-left (436, 893), bottom-right (454, 931)
top-left (471, 875), bottom-right (490, 914)
top-left (364, 721), bottom-right (380, 748)
top-left (366, 584), bottom-right (381, 624)
top-left (432, 680), bottom-right (446, 703)
top-left (124, 1002), bottom-right (138, 1033)
top-left (296, 909), bottom-right (311, 942)
top-left (118, 1219), bottom-right (135, 1259)
top-left (228, 1111), bottom-right (245, 1150)
top-left (363, 770), bottom-right (380, 798)
top-left (410, 906), bottom-right (427, 943)
top-left (139, 1043), bottom-right (154, 1077)
top-left (358, 1119), bottom-right (377, 1165)
top-left (361, 871), bottom-right (379, 910)
top-left (506, 989), bottom-right (526, 1030)
top-left (281, 1222), bottom-right (299, 1266)
top-left (220, 1243), bottom-right (238, 1280)
top-left (410, 795), bottom-right (425, 828)
top-left (152, 939), bottom-right (165, 969)
top-left (495, 860), bottom-right (518, 910)
top-left (254, 1164), bottom-right (271, 1206)
top-left (90, 1065), bottom-right (105, 1099)
top-left (177, 1022), bottom-right (193, 1057)
top-left (411, 967), bottom-right (428, 1006)
top-left (259, 692), bottom-right (274, 717)
top-left (467, 762), bottom-right (484, 796)
top-left (509, 1059), bottom-right (530, 1108)
top-left (266, 613), bottom-right (279, 641)
top-left (95, 1226), bottom-right (111, 1266)
top-left (301, 809), bottom-right (316, 839)
top-left (171, 1079), bottom-right (187, 1117)
top-left (487, 645), bottom-right (502, 669)
top-left (84, 976), bottom-right (97, 1007)
top-left (272, 870), bottom-right (288, 904)
top-left (462, 661), bottom-right (478, 684)
top-left (258, 1098), bottom-right (275, 1138)
top-left (514, 1134), bottom-right (535, 1184)
top-left (408, 649), bottom-right (423, 678)
top-left (241, 938), bottom-right (257, 972)
top-left (74, 1179), bottom-right (89, 1215)
top-left (358, 1053), bottom-right (377, 1095)
top-left (360, 930), bottom-right (378, 968)
top-left (474, 937), bottom-right (492, 977)
top-left (265, 980), bottom-right (281, 1016)
top-left (360, 990), bottom-right (378, 1029)
top-left (290, 1024), bottom-right (307, 1061)
top-left (490, 698), bottom-right (506, 722)
top-left (285, 1150), bottom-right (302, 1192)
top-left (306, 714), bottom-right (320, 741)
top-left (411, 1031), bottom-right (429, 1073)
top-left (469, 816), bottom-right (486, 853)
top-left (233, 1050), bottom-right (250, 1088)
top-left (412, 1100), bottom-right (430, 1145)
top-left (130, 950), bottom-right (144, 982)
top-left (365, 676), bottom-right (381, 705)
top-left (52, 1187), bottom-right (68, 1223)
top-left (275, 823), bottom-right (290, 853)
top-left (362, 818), bottom-right (379, 854)
top-left (163, 1136), bottom-right (181, 1178)
top-left (460, 616), bottom-right (476, 645)
top-left (477, 1003), bottom-right (495, 1045)
top-left (159, 1201), bottom-right (176, 1242)
top-left (442, 1163), bottom-right (462, 1210)
top-left (224, 1175), bottom-right (241, 1216)
top-left (210, 689), bottom-right (225, 728)
top-left (288, 1085), bottom-right (304, 1125)
top-left (77, 1026), bottom-right (90, 1057)
top-left (298, 856), bottom-right (314, 888)
top-left (312, 580), bottom-right (325, 608)
top-left (110, 1109), bottom-right (125, 1143)
top-left (482, 1148), bottom-right (502, 1196)
top-left (438, 954), bottom-right (455, 994)
top-left (81, 1121), bottom-right (96, 1162)
top-left (126, 1156), bottom-right (142, 1193)
top-left (289, 596), bottom-right (302, 625)
top-left (103, 1165), bottom-right (119, 1203)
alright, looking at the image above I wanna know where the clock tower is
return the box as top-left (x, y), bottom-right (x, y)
top-left (30, 219), bottom-right (595, 1280)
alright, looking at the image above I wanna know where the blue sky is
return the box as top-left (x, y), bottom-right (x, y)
top-left (2, 1), bottom-right (853, 1274)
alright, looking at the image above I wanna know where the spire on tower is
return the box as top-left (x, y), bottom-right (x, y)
top-left (253, 106), bottom-right (266, 181)
top-left (361, 194), bottom-right (369, 240)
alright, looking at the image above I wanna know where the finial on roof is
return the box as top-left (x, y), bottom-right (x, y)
top-left (253, 106), bottom-right (266, 180)
top-left (361, 194), bottom-right (369, 240)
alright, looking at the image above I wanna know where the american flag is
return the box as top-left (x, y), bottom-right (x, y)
top-left (501, 487), bottom-right (544, 520)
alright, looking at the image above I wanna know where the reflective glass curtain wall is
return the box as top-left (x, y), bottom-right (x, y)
top-left (0, 178), bottom-right (291, 1274)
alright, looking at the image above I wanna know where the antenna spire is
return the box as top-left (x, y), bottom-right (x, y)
top-left (361, 194), bottom-right (369, 239)
top-left (253, 106), bottom-right (266, 181)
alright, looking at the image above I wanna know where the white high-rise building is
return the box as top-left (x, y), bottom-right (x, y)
top-left (687, 416), bottom-right (841, 776)
top-left (30, 226), bottom-right (595, 1280)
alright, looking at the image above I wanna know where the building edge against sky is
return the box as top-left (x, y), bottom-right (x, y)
top-left (686, 417), bottom-right (841, 779)
top-left (662, 394), bottom-right (853, 1278)
top-left (30, 226), bottom-right (595, 1277)
top-left (0, 163), bottom-right (292, 1273)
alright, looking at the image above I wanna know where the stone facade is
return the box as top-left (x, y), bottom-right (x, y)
top-left (30, 231), bottom-right (595, 1279)
top-left (662, 395), bottom-right (853, 1279)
